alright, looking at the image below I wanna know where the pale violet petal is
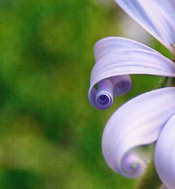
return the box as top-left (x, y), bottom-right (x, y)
top-left (95, 79), bottom-right (114, 110)
top-left (94, 76), bottom-right (132, 110)
top-left (88, 37), bottom-right (175, 110)
top-left (154, 115), bottom-right (175, 189)
top-left (157, 0), bottom-right (175, 27)
top-left (110, 75), bottom-right (132, 97)
top-left (114, 0), bottom-right (175, 54)
top-left (93, 36), bottom-right (157, 62)
top-left (102, 87), bottom-right (175, 178)
top-left (160, 185), bottom-right (169, 189)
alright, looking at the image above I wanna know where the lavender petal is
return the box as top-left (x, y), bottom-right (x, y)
top-left (102, 87), bottom-right (175, 178)
top-left (88, 37), bottom-right (175, 110)
top-left (95, 79), bottom-right (114, 110)
top-left (154, 115), bottom-right (175, 189)
top-left (114, 0), bottom-right (175, 54)
top-left (160, 185), bottom-right (169, 189)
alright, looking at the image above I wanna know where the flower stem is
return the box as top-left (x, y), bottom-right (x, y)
top-left (135, 157), bottom-right (162, 189)
top-left (159, 77), bottom-right (175, 88)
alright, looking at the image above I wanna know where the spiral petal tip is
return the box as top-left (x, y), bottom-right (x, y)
top-left (95, 79), bottom-right (114, 110)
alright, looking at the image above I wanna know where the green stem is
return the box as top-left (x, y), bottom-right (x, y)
top-left (135, 156), bottom-right (162, 189)
top-left (159, 77), bottom-right (175, 88)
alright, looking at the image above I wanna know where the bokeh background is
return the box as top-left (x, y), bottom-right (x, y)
top-left (0, 0), bottom-right (171, 188)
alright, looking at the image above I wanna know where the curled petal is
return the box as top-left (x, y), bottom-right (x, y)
top-left (94, 76), bottom-right (132, 110)
top-left (88, 37), bottom-right (175, 110)
top-left (102, 87), bottom-right (175, 178)
top-left (95, 79), bottom-right (114, 110)
top-left (154, 115), bottom-right (175, 189)
top-left (111, 75), bottom-right (132, 97)
top-left (114, 0), bottom-right (175, 54)
top-left (93, 36), bottom-right (157, 62)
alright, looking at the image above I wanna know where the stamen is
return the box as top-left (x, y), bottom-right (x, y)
top-left (170, 44), bottom-right (175, 62)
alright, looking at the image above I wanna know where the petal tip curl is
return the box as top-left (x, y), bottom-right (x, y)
top-left (95, 79), bottom-right (114, 110)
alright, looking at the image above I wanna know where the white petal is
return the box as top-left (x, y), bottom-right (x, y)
top-left (102, 87), bottom-right (175, 178)
top-left (88, 37), bottom-right (175, 110)
top-left (114, 0), bottom-right (175, 54)
top-left (154, 115), bottom-right (175, 189)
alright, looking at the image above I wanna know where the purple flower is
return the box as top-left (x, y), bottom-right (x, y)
top-left (88, 1), bottom-right (175, 188)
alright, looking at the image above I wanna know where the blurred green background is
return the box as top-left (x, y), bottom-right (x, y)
top-left (0, 0), bottom-right (170, 188)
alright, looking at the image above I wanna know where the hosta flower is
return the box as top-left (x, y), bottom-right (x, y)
top-left (88, 0), bottom-right (175, 188)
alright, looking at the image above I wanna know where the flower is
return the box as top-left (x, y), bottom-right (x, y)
top-left (88, 0), bottom-right (175, 188)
